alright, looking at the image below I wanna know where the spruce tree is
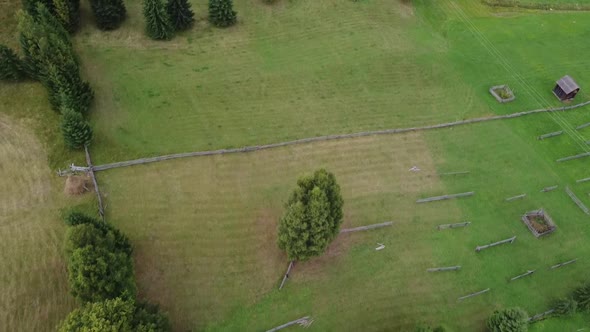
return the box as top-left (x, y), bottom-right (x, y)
top-left (0, 45), bottom-right (26, 81)
top-left (89, 0), bottom-right (127, 30)
top-left (143, 0), bottom-right (174, 40)
top-left (61, 108), bottom-right (93, 149)
top-left (278, 169), bottom-right (344, 261)
top-left (208, 0), bottom-right (236, 28)
top-left (166, 0), bottom-right (194, 31)
top-left (53, 0), bottom-right (80, 32)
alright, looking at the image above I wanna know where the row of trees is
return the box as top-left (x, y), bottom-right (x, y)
top-left (59, 211), bottom-right (169, 331)
top-left (143, 0), bottom-right (237, 40)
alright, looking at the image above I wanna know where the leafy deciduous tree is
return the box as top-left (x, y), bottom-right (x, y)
top-left (277, 169), bottom-right (343, 261)
top-left (166, 0), bottom-right (194, 31)
top-left (486, 307), bottom-right (529, 332)
top-left (208, 0), bottom-right (236, 27)
top-left (59, 297), bottom-right (134, 332)
top-left (144, 0), bottom-right (174, 40)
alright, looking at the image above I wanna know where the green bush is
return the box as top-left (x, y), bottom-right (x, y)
top-left (64, 211), bottom-right (132, 255)
top-left (89, 0), bottom-right (127, 30)
top-left (486, 307), bottom-right (529, 332)
top-left (278, 169), bottom-right (344, 261)
top-left (208, 0), bottom-right (236, 27)
top-left (61, 108), bottom-right (93, 149)
top-left (0, 45), bottom-right (26, 81)
top-left (166, 0), bottom-right (194, 31)
top-left (574, 283), bottom-right (590, 311)
top-left (133, 301), bottom-right (171, 331)
top-left (64, 210), bottom-right (100, 226)
top-left (144, 0), bottom-right (174, 40)
top-left (553, 297), bottom-right (577, 316)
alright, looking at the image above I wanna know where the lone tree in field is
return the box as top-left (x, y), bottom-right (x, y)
top-left (166, 0), bottom-right (194, 31)
top-left (0, 45), bottom-right (26, 81)
top-left (208, 0), bottom-right (236, 27)
top-left (89, 0), bottom-right (127, 30)
top-left (486, 307), bottom-right (528, 332)
top-left (278, 169), bottom-right (344, 261)
top-left (144, 0), bottom-right (174, 40)
top-left (61, 108), bottom-right (93, 149)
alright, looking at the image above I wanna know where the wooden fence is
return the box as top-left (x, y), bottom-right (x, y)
top-left (565, 187), bottom-right (589, 215)
top-left (475, 236), bottom-right (516, 252)
top-left (340, 222), bottom-right (393, 233)
top-left (89, 101), bottom-right (590, 172)
top-left (85, 146), bottom-right (105, 221)
top-left (416, 192), bottom-right (474, 204)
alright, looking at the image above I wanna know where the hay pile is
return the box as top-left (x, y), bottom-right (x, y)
top-left (64, 175), bottom-right (91, 195)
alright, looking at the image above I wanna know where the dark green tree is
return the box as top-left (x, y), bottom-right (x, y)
top-left (61, 108), bottom-right (93, 149)
top-left (59, 297), bottom-right (134, 332)
top-left (553, 297), bottom-right (577, 316)
top-left (89, 0), bottom-right (127, 30)
top-left (486, 307), bottom-right (529, 332)
top-left (133, 301), bottom-right (171, 332)
top-left (166, 0), bottom-right (194, 31)
top-left (0, 45), bottom-right (26, 81)
top-left (278, 169), bottom-right (344, 261)
top-left (22, 0), bottom-right (55, 16)
top-left (574, 283), bottom-right (590, 311)
top-left (64, 211), bottom-right (133, 255)
top-left (144, 0), bottom-right (174, 40)
top-left (64, 210), bottom-right (101, 226)
top-left (67, 245), bottom-right (136, 302)
top-left (208, 0), bottom-right (236, 27)
top-left (53, 0), bottom-right (80, 32)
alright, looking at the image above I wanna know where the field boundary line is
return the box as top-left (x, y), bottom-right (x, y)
top-left (92, 101), bottom-right (590, 172)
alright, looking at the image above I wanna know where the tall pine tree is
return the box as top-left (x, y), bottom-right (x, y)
top-left (53, 0), bottom-right (80, 32)
top-left (89, 0), bottom-right (127, 30)
top-left (143, 0), bottom-right (174, 40)
top-left (61, 108), bottom-right (93, 149)
top-left (0, 45), bottom-right (26, 81)
top-left (166, 0), bottom-right (194, 31)
top-left (208, 0), bottom-right (236, 28)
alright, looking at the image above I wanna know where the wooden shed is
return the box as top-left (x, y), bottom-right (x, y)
top-left (553, 75), bottom-right (580, 101)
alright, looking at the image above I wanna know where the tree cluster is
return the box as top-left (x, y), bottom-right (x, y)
top-left (17, 4), bottom-right (94, 149)
top-left (143, 0), bottom-right (194, 40)
top-left (23, 0), bottom-right (80, 32)
top-left (278, 169), bottom-right (344, 261)
top-left (60, 211), bottom-right (170, 331)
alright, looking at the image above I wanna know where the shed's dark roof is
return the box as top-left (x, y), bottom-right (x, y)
top-left (556, 75), bottom-right (580, 94)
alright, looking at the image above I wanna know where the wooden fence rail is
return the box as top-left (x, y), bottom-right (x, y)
top-left (416, 192), bottom-right (475, 204)
top-left (437, 222), bottom-right (471, 230)
top-left (577, 122), bottom-right (590, 130)
top-left (528, 309), bottom-right (555, 322)
top-left (576, 177), bottom-right (590, 183)
top-left (509, 270), bottom-right (535, 282)
top-left (538, 131), bottom-right (563, 140)
top-left (427, 266), bottom-right (461, 272)
top-left (505, 194), bottom-right (526, 202)
top-left (88, 101), bottom-right (590, 172)
top-left (266, 316), bottom-right (312, 332)
top-left (541, 185), bottom-right (558, 192)
top-left (475, 236), bottom-right (516, 252)
top-left (458, 288), bottom-right (490, 301)
top-left (85, 146), bottom-right (105, 221)
top-left (279, 261), bottom-right (294, 290)
top-left (557, 152), bottom-right (590, 163)
top-left (439, 171), bottom-right (470, 176)
top-left (340, 222), bottom-right (393, 233)
top-left (550, 258), bottom-right (578, 270)
top-left (565, 187), bottom-right (590, 215)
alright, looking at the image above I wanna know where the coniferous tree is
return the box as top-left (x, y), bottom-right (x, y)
top-left (0, 45), bottom-right (26, 81)
top-left (208, 0), bottom-right (236, 28)
top-left (166, 0), bottom-right (194, 31)
top-left (144, 0), bottom-right (174, 40)
top-left (89, 0), bottom-right (127, 30)
top-left (22, 0), bottom-right (55, 16)
top-left (486, 308), bottom-right (529, 332)
top-left (61, 108), bottom-right (93, 149)
top-left (278, 169), bottom-right (344, 261)
top-left (53, 0), bottom-right (80, 32)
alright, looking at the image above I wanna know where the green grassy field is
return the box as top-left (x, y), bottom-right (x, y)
top-left (3, 0), bottom-right (590, 330)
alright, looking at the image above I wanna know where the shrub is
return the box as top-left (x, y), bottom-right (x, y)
top-left (552, 297), bottom-right (577, 316)
top-left (166, 0), bottom-right (194, 31)
top-left (0, 45), bottom-right (26, 81)
top-left (574, 283), bottom-right (590, 311)
top-left (144, 0), bottom-right (174, 40)
top-left (65, 210), bottom-right (100, 226)
top-left (486, 307), bottom-right (528, 332)
top-left (278, 169), bottom-right (344, 261)
top-left (64, 211), bottom-right (133, 255)
top-left (89, 0), bottom-right (127, 30)
top-left (68, 245), bottom-right (136, 302)
top-left (208, 0), bottom-right (236, 27)
top-left (59, 297), bottom-right (135, 332)
top-left (133, 301), bottom-right (171, 331)
top-left (61, 108), bottom-right (93, 149)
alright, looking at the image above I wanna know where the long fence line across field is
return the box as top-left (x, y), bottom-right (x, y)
top-left (89, 101), bottom-right (590, 172)
top-left (416, 192), bottom-right (474, 204)
top-left (340, 221), bottom-right (394, 233)
top-left (84, 146), bottom-right (105, 221)
top-left (565, 187), bottom-right (590, 215)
